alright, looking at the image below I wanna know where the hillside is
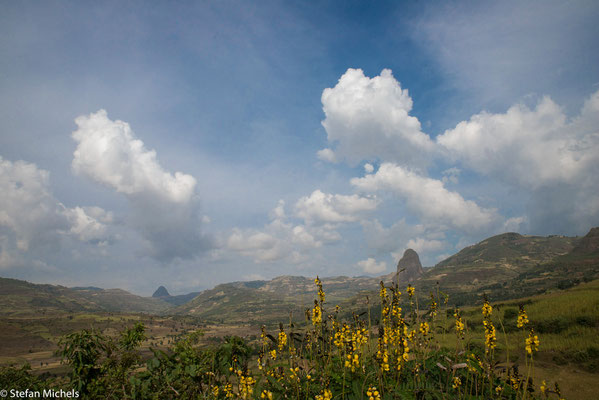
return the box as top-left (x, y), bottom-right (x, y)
top-left (0, 277), bottom-right (172, 316)
top-left (172, 275), bottom-right (381, 324)
top-left (174, 228), bottom-right (599, 324)
top-left (415, 229), bottom-right (598, 305)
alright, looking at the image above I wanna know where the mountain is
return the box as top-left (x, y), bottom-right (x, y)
top-left (416, 229), bottom-right (599, 305)
top-left (152, 286), bottom-right (170, 297)
top-left (393, 249), bottom-right (423, 284)
top-left (174, 228), bottom-right (599, 323)
top-left (151, 285), bottom-right (201, 306)
top-left (0, 277), bottom-right (172, 316)
top-left (171, 275), bottom-right (382, 324)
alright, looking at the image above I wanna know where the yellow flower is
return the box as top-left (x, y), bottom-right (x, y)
top-left (483, 320), bottom-right (497, 350)
top-left (517, 307), bottom-right (529, 328)
top-left (315, 388), bottom-right (332, 400)
top-left (525, 329), bottom-right (540, 355)
top-left (211, 385), bottom-right (219, 397)
top-left (540, 380), bottom-right (547, 395)
top-left (312, 300), bottom-right (322, 325)
top-left (482, 300), bottom-right (492, 317)
top-left (407, 284), bottom-right (415, 297)
top-left (495, 385), bottom-right (503, 394)
top-left (452, 376), bottom-right (461, 389)
top-left (366, 386), bottom-right (381, 400)
top-left (419, 321), bottom-right (430, 336)
top-left (454, 308), bottom-right (465, 337)
top-left (270, 349), bottom-right (277, 360)
top-left (261, 390), bottom-right (273, 400)
top-left (379, 281), bottom-right (387, 300)
top-left (278, 329), bottom-right (287, 351)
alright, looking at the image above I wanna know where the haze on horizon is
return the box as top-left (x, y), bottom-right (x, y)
top-left (1, 0), bottom-right (598, 296)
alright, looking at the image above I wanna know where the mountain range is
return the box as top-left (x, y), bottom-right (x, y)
top-left (1, 228), bottom-right (597, 322)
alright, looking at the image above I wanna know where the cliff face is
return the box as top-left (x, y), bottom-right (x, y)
top-left (394, 249), bottom-right (423, 284)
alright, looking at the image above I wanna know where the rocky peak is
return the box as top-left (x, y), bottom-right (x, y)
top-left (152, 286), bottom-right (170, 298)
top-left (394, 249), bottom-right (423, 284)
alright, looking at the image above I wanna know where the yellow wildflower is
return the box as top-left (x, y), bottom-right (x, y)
top-left (278, 328), bottom-right (287, 351)
top-left (261, 390), bottom-right (273, 400)
top-left (419, 321), bottom-right (430, 336)
top-left (452, 376), bottom-right (461, 389)
top-left (315, 388), bottom-right (332, 400)
top-left (312, 300), bottom-right (322, 325)
top-left (407, 284), bottom-right (415, 297)
top-left (517, 307), bottom-right (529, 328)
top-left (366, 386), bottom-right (381, 400)
top-left (482, 300), bottom-right (492, 317)
top-left (483, 320), bottom-right (497, 350)
top-left (540, 380), bottom-right (547, 395)
top-left (525, 329), bottom-right (540, 355)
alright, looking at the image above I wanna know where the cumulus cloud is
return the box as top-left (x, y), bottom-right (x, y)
top-left (0, 157), bottom-right (111, 269)
top-left (405, 237), bottom-right (446, 254)
top-left (320, 68), bottom-right (434, 166)
top-left (294, 189), bottom-right (378, 225)
top-left (72, 109), bottom-right (196, 202)
top-left (71, 110), bottom-right (209, 262)
top-left (357, 257), bottom-right (387, 274)
top-left (227, 200), bottom-right (323, 263)
top-left (437, 93), bottom-right (599, 188)
top-left (351, 163), bottom-right (498, 232)
top-left (316, 148), bottom-right (338, 163)
top-left (437, 91), bottom-right (599, 233)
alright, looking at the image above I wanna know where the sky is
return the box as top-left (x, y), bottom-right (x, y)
top-left (1, 0), bottom-right (598, 295)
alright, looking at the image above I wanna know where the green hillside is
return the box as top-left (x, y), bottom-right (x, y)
top-left (0, 277), bottom-right (172, 316)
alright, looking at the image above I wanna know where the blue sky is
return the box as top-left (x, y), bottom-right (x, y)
top-left (1, 0), bottom-right (598, 295)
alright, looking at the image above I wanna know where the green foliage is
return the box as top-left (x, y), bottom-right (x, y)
top-left (7, 280), bottom-right (598, 399)
top-left (0, 364), bottom-right (48, 392)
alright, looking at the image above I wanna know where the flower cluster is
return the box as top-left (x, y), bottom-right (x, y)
top-left (366, 386), bottom-right (381, 400)
top-left (525, 329), bottom-right (540, 355)
top-left (517, 305), bottom-right (529, 328)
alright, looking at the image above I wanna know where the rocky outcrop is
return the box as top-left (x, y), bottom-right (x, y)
top-left (152, 286), bottom-right (170, 298)
top-left (393, 249), bottom-right (423, 284)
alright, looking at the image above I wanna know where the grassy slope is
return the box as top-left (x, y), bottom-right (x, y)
top-left (0, 277), bottom-right (172, 316)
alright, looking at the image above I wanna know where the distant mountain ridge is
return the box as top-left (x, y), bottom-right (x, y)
top-left (151, 285), bottom-right (202, 306)
top-left (2, 228), bottom-right (597, 323)
top-left (0, 278), bottom-right (172, 316)
top-left (172, 227), bottom-right (599, 322)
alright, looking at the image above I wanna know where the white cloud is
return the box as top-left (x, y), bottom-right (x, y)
top-left (357, 257), bottom-right (387, 274)
top-left (437, 93), bottom-right (599, 189)
top-left (316, 148), bottom-right (338, 163)
top-left (227, 200), bottom-right (323, 264)
top-left (227, 228), bottom-right (284, 262)
top-left (294, 189), bottom-right (378, 224)
top-left (64, 206), bottom-right (112, 243)
top-left (71, 110), bottom-right (209, 262)
top-left (72, 109), bottom-right (196, 203)
top-left (0, 157), bottom-right (111, 269)
top-left (441, 167), bottom-right (460, 184)
top-left (361, 219), bottom-right (423, 254)
top-left (351, 163), bottom-right (498, 232)
top-left (364, 163), bottom-right (374, 173)
top-left (405, 237), bottom-right (446, 254)
top-left (437, 91), bottom-right (599, 234)
top-left (320, 68), bottom-right (434, 166)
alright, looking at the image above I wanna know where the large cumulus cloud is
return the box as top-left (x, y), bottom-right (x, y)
top-left (319, 68), bottom-right (434, 167)
top-left (0, 157), bottom-right (110, 269)
top-left (71, 110), bottom-right (210, 262)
